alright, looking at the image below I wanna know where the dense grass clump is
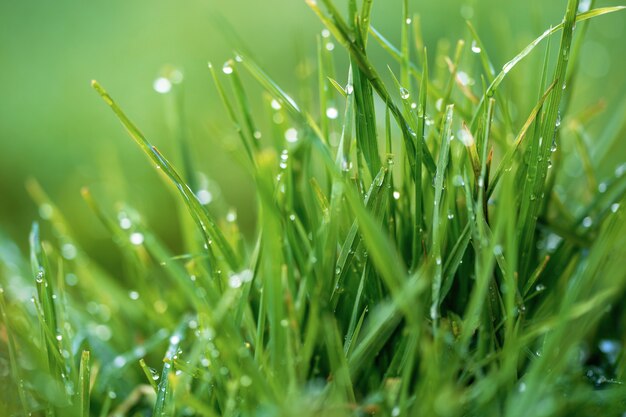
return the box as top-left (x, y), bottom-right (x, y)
top-left (2, 0), bottom-right (626, 416)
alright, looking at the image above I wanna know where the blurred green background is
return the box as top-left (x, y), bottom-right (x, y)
top-left (1, 0), bottom-right (624, 268)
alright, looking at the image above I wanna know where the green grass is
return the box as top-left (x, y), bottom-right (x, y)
top-left (2, 1), bottom-right (626, 416)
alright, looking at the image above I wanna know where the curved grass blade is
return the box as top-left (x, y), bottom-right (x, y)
top-left (91, 81), bottom-right (239, 271)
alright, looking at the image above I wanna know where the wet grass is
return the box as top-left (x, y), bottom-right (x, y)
top-left (2, 0), bottom-right (626, 416)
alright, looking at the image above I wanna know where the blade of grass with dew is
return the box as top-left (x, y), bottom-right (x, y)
top-left (469, 6), bottom-right (626, 129)
top-left (430, 105), bottom-right (454, 321)
top-left (91, 81), bottom-right (239, 271)
top-left (517, 0), bottom-right (579, 282)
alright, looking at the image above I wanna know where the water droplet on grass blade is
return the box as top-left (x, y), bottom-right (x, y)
top-left (285, 128), bottom-right (299, 143)
top-left (222, 62), bottom-right (234, 75)
top-left (599, 339), bottom-right (621, 365)
top-left (271, 99), bottom-right (282, 110)
top-left (226, 209), bottom-right (237, 222)
top-left (457, 71), bottom-right (472, 86)
top-left (326, 107), bottom-right (338, 119)
top-left (229, 274), bottom-right (243, 288)
top-left (196, 189), bottom-right (213, 205)
top-left (611, 203), bottom-right (620, 213)
top-left (471, 40), bottom-right (481, 53)
top-left (61, 243), bottom-right (77, 260)
top-left (113, 356), bottom-right (126, 368)
top-left (119, 217), bottom-right (132, 229)
top-left (400, 87), bottom-right (410, 100)
top-left (129, 291), bottom-right (139, 300)
top-left (582, 217), bottom-right (593, 228)
top-left (130, 232), bottom-right (144, 245)
top-left (153, 77), bottom-right (172, 94)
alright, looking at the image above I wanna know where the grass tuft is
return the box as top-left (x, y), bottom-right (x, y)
top-left (2, 1), bottom-right (626, 416)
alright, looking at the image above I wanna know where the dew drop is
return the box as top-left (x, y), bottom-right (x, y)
top-left (61, 243), bottom-right (77, 260)
top-left (271, 99), bottom-right (282, 110)
top-left (405, 18), bottom-right (412, 24)
top-left (578, 0), bottom-right (591, 12)
top-left (228, 274), bottom-right (243, 289)
top-left (598, 183), bottom-right (607, 193)
top-left (153, 77), bottom-right (172, 94)
top-left (326, 107), bottom-right (339, 119)
top-left (582, 216), bottom-right (593, 228)
top-left (321, 29), bottom-right (330, 38)
top-left (345, 84), bottom-right (354, 95)
top-left (611, 203), bottom-right (620, 213)
top-left (226, 209), bottom-right (237, 223)
top-left (325, 42), bottom-right (335, 51)
top-left (457, 71), bottom-right (472, 86)
top-left (285, 128), bottom-right (299, 143)
top-left (222, 62), bottom-right (234, 75)
top-left (129, 291), bottom-right (140, 300)
top-left (457, 129), bottom-right (474, 147)
top-left (471, 40), bottom-right (481, 54)
top-left (400, 87), bottom-right (410, 100)
top-left (119, 216), bottom-right (132, 230)
top-left (113, 356), bottom-right (126, 368)
top-left (393, 191), bottom-right (401, 200)
top-left (196, 189), bottom-right (213, 205)
top-left (130, 232), bottom-right (144, 246)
